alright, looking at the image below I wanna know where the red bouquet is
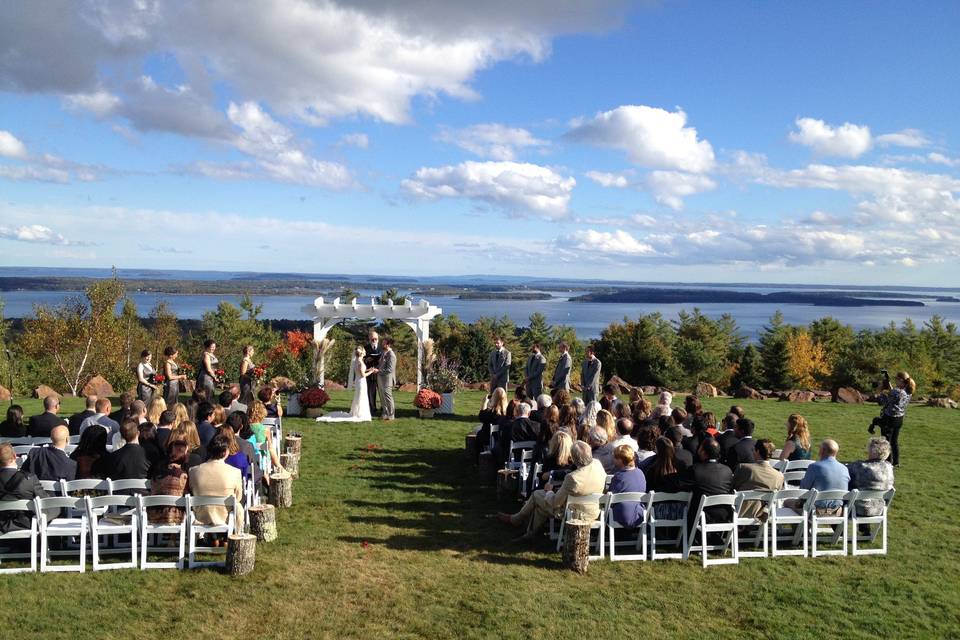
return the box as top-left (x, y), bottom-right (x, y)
top-left (414, 388), bottom-right (442, 410)
top-left (154, 374), bottom-right (166, 384)
top-left (299, 387), bottom-right (330, 408)
top-left (179, 363), bottom-right (194, 377)
top-left (253, 364), bottom-right (268, 382)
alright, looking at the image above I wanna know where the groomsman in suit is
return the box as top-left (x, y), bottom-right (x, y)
top-left (551, 342), bottom-right (572, 392)
top-left (523, 344), bottom-right (547, 399)
top-left (581, 346), bottom-right (602, 404)
top-left (488, 336), bottom-right (511, 393)
top-left (375, 338), bottom-right (397, 421)
top-left (364, 330), bottom-right (382, 416)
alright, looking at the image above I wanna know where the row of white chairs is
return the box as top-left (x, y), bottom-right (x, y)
top-left (1, 436), bottom-right (82, 446)
top-left (0, 493), bottom-right (240, 573)
top-left (551, 487), bottom-right (894, 568)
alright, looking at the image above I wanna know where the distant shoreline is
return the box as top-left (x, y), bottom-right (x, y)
top-left (572, 288), bottom-right (928, 307)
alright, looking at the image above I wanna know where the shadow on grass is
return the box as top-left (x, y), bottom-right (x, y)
top-left (336, 445), bottom-right (561, 566)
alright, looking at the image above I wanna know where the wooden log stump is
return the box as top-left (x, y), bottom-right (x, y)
top-left (268, 471), bottom-right (293, 508)
top-left (478, 451), bottom-right (497, 485)
top-left (248, 504), bottom-right (278, 542)
top-left (496, 468), bottom-right (518, 499)
top-left (465, 433), bottom-right (478, 462)
top-left (284, 434), bottom-right (302, 456)
top-left (562, 519), bottom-right (592, 574)
top-left (280, 453), bottom-right (300, 479)
top-left (224, 533), bottom-right (257, 577)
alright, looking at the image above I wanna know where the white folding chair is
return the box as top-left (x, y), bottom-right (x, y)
top-left (138, 495), bottom-right (187, 570)
top-left (555, 493), bottom-right (607, 560)
top-left (604, 475), bottom-right (614, 492)
top-left (109, 479), bottom-right (152, 496)
top-left (263, 417), bottom-right (282, 460)
top-left (683, 494), bottom-right (739, 567)
top-left (783, 470), bottom-right (806, 488)
top-left (13, 445), bottom-right (33, 467)
top-left (770, 489), bottom-right (811, 557)
top-left (85, 495), bottom-right (138, 570)
top-left (68, 435), bottom-right (81, 445)
top-left (487, 424), bottom-right (500, 453)
top-left (505, 440), bottom-right (535, 497)
top-left (771, 460), bottom-right (787, 472)
top-left (784, 460), bottom-right (814, 474)
top-left (647, 491), bottom-right (691, 561)
top-left (63, 479), bottom-right (111, 518)
top-left (186, 494), bottom-right (238, 568)
top-left (35, 496), bottom-right (87, 573)
top-left (731, 490), bottom-right (772, 558)
top-left (808, 489), bottom-right (850, 557)
top-left (605, 492), bottom-right (647, 561)
top-left (64, 444), bottom-right (78, 455)
top-left (40, 480), bottom-right (64, 495)
top-left (0, 500), bottom-right (38, 573)
top-left (849, 488), bottom-right (895, 556)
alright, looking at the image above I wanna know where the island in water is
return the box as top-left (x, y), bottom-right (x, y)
top-left (572, 288), bottom-right (926, 307)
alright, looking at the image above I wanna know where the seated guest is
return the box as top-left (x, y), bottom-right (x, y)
top-left (701, 411), bottom-right (718, 438)
top-left (665, 426), bottom-right (693, 471)
top-left (530, 394), bottom-right (552, 424)
top-left (683, 395), bottom-right (702, 431)
top-left (102, 419), bottom-right (151, 481)
top-left (718, 416), bottom-right (742, 465)
top-left (220, 385), bottom-right (247, 415)
top-left (79, 398), bottom-right (120, 439)
top-left (226, 411), bottom-right (260, 484)
top-left (629, 391), bottom-right (651, 424)
top-left (499, 402), bottom-right (539, 465)
top-left (635, 426), bottom-right (658, 464)
top-left (596, 409), bottom-right (616, 443)
top-left (540, 431), bottom-right (574, 487)
top-left (186, 389), bottom-right (206, 422)
top-left (188, 434), bottom-right (244, 527)
top-left (557, 404), bottom-right (578, 438)
top-left (729, 405), bottom-right (745, 419)
top-left (732, 439), bottom-right (785, 519)
top-left (195, 401), bottom-right (217, 448)
top-left (155, 409), bottom-right (177, 451)
top-left (497, 441), bottom-right (605, 542)
top-left (571, 397), bottom-right (585, 423)
top-left (847, 437), bottom-right (895, 516)
top-left (175, 420), bottom-right (205, 465)
top-left (608, 445), bottom-right (646, 528)
top-left (109, 391), bottom-right (136, 425)
top-left (0, 405), bottom-right (26, 438)
top-left (645, 437), bottom-right (683, 491)
top-left (130, 400), bottom-right (148, 424)
top-left (477, 387), bottom-right (508, 460)
top-left (670, 408), bottom-right (689, 437)
top-left (610, 418), bottom-right (638, 453)
top-left (148, 438), bottom-right (191, 525)
top-left (551, 388), bottom-right (571, 408)
top-left (600, 383), bottom-right (622, 414)
top-left (68, 395), bottom-right (97, 435)
top-left (588, 425), bottom-right (616, 473)
top-left (28, 395), bottom-right (68, 437)
top-left (21, 425), bottom-right (77, 481)
top-left (726, 418), bottom-right (757, 470)
top-left (139, 422), bottom-right (165, 469)
top-left (800, 439), bottom-right (851, 515)
top-left (146, 397), bottom-right (167, 427)
top-left (650, 391), bottom-right (673, 420)
top-left (0, 443), bottom-right (47, 534)
top-left (70, 427), bottom-right (109, 478)
top-left (683, 415), bottom-right (708, 457)
top-left (173, 402), bottom-right (191, 428)
top-left (682, 438), bottom-right (734, 534)
top-left (779, 413), bottom-right (812, 462)
top-left (218, 426), bottom-right (251, 481)
top-left (258, 386), bottom-right (283, 418)
top-left (531, 406), bottom-right (560, 467)
top-left (248, 400), bottom-right (281, 473)
top-left (613, 402), bottom-right (631, 420)
top-left (579, 400), bottom-right (601, 437)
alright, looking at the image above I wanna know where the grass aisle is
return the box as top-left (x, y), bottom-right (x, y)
top-left (0, 392), bottom-right (958, 639)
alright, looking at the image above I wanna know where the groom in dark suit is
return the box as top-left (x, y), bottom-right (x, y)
top-left (364, 329), bottom-right (382, 416)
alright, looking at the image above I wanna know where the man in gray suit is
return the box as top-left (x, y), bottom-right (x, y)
top-left (488, 336), bottom-right (511, 393)
top-left (581, 346), bottom-right (602, 404)
top-left (551, 342), bottom-right (572, 392)
top-left (523, 344), bottom-right (547, 398)
top-left (374, 337), bottom-right (397, 421)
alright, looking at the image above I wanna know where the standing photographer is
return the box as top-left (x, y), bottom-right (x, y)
top-left (871, 370), bottom-right (916, 467)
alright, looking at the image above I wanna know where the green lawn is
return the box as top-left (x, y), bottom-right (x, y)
top-left (0, 391), bottom-right (957, 639)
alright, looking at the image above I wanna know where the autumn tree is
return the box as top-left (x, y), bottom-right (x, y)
top-left (785, 328), bottom-right (832, 389)
top-left (148, 300), bottom-right (181, 360)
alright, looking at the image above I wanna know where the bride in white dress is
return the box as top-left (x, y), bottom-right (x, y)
top-left (316, 346), bottom-right (374, 423)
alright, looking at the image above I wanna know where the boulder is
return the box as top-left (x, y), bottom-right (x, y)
top-left (323, 380), bottom-right (345, 390)
top-left (779, 390), bottom-right (816, 403)
top-left (641, 386), bottom-right (658, 396)
top-left (833, 387), bottom-right (865, 404)
top-left (733, 385), bottom-right (762, 400)
top-left (268, 376), bottom-right (297, 392)
top-left (695, 382), bottom-right (718, 398)
top-left (607, 375), bottom-right (635, 394)
top-left (81, 375), bottom-right (114, 398)
top-left (466, 382), bottom-right (487, 391)
top-left (399, 383), bottom-right (418, 392)
top-left (32, 385), bottom-right (61, 400)
top-left (812, 390), bottom-right (832, 400)
top-left (927, 397), bottom-right (958, 409)
top-left (0, 385), bottom-right (10, 401)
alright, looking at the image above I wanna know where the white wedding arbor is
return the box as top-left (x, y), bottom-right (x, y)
top-left (302, 296), bottom-right (443, 387)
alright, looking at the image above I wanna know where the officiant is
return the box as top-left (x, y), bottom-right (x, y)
top-left (364, 329), bottom-right (382, 415)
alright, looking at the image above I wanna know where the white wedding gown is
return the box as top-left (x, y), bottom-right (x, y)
top-left (316, 358), bottom-right (373, 423)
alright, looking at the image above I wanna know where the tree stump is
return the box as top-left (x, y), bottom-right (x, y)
top-left (268, 471), bottom-right (293, 508)
top-left (465, 433), bottom-right (478, 462)
top-left (562, 520), bottom-right (592, 574)
top-left (248, 504), bottom-right (278, 542)
top-left (478, 451), bottom-right (497, 485)
top-left (280, 453), bottom-right (300, 479)
top-left (497, 468), bottom-right (518, 499)
top-left (284, 434), bottom-right (302, 456)
top-left (224, 533), bottom-right (257, 577)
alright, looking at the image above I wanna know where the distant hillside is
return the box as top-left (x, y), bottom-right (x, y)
top-left (572, 288), bottom-right (926, 307)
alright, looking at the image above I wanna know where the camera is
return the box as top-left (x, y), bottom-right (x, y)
top-left (880, 369), bottom-right (889, 377)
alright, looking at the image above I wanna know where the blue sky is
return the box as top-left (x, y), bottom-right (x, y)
top-left (1, 0), bottom-right (958, 284)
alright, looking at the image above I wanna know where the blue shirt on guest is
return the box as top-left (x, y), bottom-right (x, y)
top-left (800, 456), bottom-right (850, 509)
top-left (225, 451), bottom-right (250, 481)
top-left (197, 421), bottom-right (216, 448)
top-left (608, 466), bottom-right (646, 528)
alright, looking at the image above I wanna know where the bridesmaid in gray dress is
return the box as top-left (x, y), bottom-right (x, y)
top-left (197, 339), bottom-right (219, 400)
top-left (163, 346), bottom-right (186, 406)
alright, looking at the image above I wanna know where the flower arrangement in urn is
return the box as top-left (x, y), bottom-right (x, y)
top-left (414, 388), bottom-right (442, 418)
top-left (425, 354), bottom-right (463, 414)
top-left (299, 386), bottom-right (331, 418)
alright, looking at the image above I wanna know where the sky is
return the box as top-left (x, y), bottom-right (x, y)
top-left (0, 0), bottom-right (958, 285)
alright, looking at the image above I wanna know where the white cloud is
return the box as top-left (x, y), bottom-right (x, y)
top-left (226, 101), bottom-right (353, 189)
top-left (927, 152), bottom-right (959, 167)
top-left (402, 160), bottom-right (575, 220)
top-left (437, 123), bottom-right (547, 160)
top-left (876, 128), bottom-right (929, 148)
top-left (644, 171), bottom-right (716, 210)
top-left (789, 117), bottom-right (872, 158)
top-left (0, 130), bottom-right (27, 158)
top-left (584, 170), bottom-right (630, 188)
top-left (339, 133), bottom-right (369, 149)
top-left (0, 224), bottom-right (69, 245)
top-left (567, 105), bottom-right (715, 173)
top-left (63, 90), bottom-right (122, 118)
top-left (557, 229), bottom-right (656, 256)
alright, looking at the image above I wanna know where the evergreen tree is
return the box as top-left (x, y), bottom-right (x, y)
top-left (758, 311), bottom-right (791, 389)
top-left (731, 344), bottom-right (762, 389)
